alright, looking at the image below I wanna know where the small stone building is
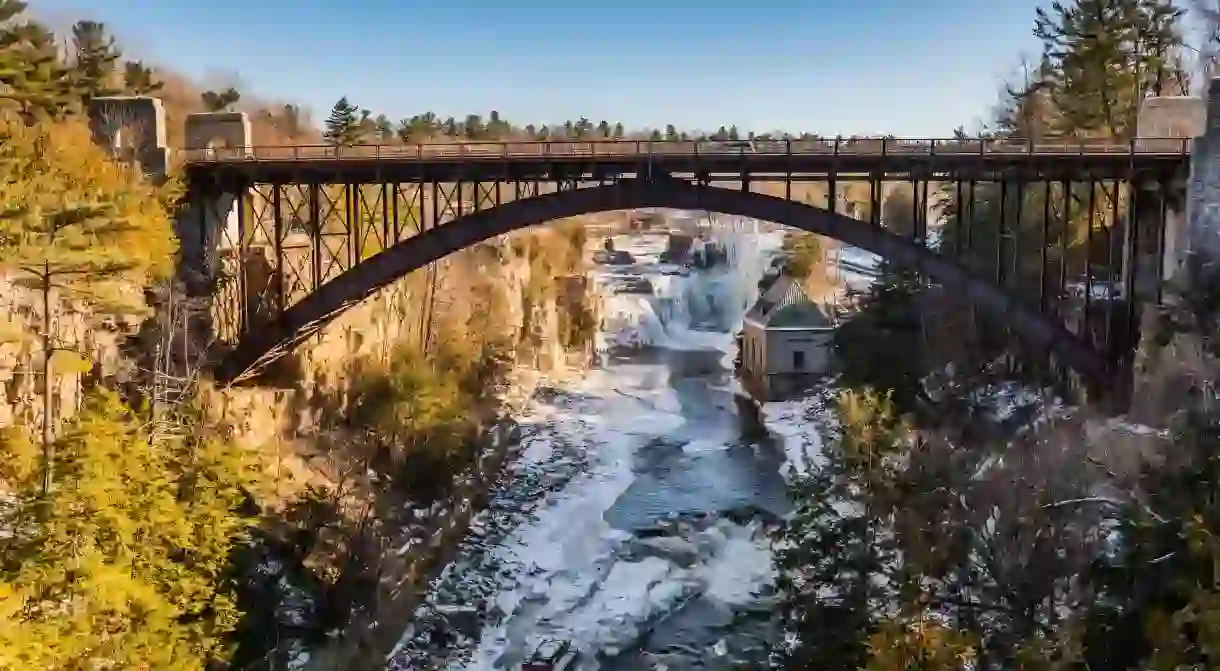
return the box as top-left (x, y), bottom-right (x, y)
top-left (738, 275), bottom-right (834, 400)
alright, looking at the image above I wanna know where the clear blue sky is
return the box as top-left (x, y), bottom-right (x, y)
top-left (36, 0), bottom-right (1049, 137)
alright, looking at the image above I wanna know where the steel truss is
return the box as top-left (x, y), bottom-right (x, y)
top-left (184, 157), bottom-right (1180, 387)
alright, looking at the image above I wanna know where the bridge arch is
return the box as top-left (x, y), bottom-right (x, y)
top-left (216, 177), bottom-right (1108, 384)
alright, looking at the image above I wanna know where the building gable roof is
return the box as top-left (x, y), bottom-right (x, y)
top-left (745, 275), bottom-right (832, 328)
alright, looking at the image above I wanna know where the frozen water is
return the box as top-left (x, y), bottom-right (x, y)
top-left (390, 215), bottom-right (833, 670)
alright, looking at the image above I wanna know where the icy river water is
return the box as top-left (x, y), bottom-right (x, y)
top-left (390, 219), bottom-right (836, 670)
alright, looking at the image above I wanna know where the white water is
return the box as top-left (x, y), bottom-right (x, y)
top-left (391, 215), bottom-right (832, 670)
top-left (598, 217), bottom-right (783, 354)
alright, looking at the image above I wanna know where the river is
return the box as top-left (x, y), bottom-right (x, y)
top-left (389, 216), bottom-right (835, 670)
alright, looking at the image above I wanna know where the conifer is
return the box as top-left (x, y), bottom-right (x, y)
top-left (122, 60), bottom-right (162, 95)
top-left (70, 20), bottom-right (122, 105)
top-left (0, 118), bottom-right (177, 490)
top-left (323, 96), bottom-right (363, 146)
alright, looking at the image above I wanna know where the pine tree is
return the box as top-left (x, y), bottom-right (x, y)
top-left (122, 59), bottom-right (162, 95)
top-left (612, 121), bottom-right (624, 138)
top-left (200, 87), bottom-right (240, 111)
top-left (487, 109), bottom-right (507, 136)
top-left (835, 271), bottom-right (934, 412)
top-left (0, 4), bottom-right (77, 120)
top-left (70, 20), bottom-right (122, 105)
top-left (0, 390), bottom-right (268, 669)
top-left (322, 96), bottom-right (362, 146)
top-left (0, 118), bottom-right (178, 491)
top-left (1034, 0), bottom-right (1186, 138)
top-left (373, 113), bottom-right (393, 141)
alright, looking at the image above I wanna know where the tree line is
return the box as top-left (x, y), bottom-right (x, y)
top-left (317, 94), bottom-right (828, 146)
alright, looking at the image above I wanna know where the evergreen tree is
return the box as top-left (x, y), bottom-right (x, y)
top-left (612, 121), bottom-right (624, 138)
top-left (664, 123), bottom-right (678, 141)
top-left (0, 118), bottom-right (178, 490)
top-left (463, 113), bottom-right (483, 139)
top-left (649, 128), bottom-right (662, 141)
top-left (374, 113), bottom-right (393, 141)
top-left (200, 87), bottom-right (240, 112)
top-left (441, 116), bottom-right (458, 136)
top-left (833, 271), bottom-right (929, 412)
top-left (487, 109), bottom-right (507, 136)
top-left (70, 20), bottom-right (122, 105)
top-left (122, 59), bottom-right (162, 95)
top-left (773, 391), bottom-right (905, 669)
top-left (276, 103), bottom-right (303, 138)
top-left (0, 4), bottom-right (76, 120)
top-left (322, 96), bottom-right (362, 146)
top-left (0, 390), bottom-right (268, 669)
top-left (728, 125), bottom-right (740, 140)
top-left (1034, 0), bottom-right (1186, 137)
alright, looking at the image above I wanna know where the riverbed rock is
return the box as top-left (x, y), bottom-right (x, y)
top-left (635, 536), bottom-right (700, 567)
top-left (694, 525), bottom-right (728, 557)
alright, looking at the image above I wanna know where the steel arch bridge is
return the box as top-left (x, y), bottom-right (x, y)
top-left (177, 137), bottom-right (1190, 387)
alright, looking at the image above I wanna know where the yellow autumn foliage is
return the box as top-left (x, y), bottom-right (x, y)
top-left (0, 116), bottom-right (178, 317)
top-left (0, 391), bottom-right (268, 670)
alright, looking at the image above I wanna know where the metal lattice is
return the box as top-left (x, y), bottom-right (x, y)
top-left (180, 140), bottom-right (1186, 388)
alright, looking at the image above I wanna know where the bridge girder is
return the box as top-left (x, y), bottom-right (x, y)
top-left (213, 177), bottom-right (1128, 386)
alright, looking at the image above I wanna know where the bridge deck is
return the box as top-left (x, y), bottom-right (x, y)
top-left (184, 138), bottom-right (1192, 184)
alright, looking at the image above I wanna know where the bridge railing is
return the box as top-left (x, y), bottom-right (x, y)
top-left (182, 137), bottom-right (1192, 163)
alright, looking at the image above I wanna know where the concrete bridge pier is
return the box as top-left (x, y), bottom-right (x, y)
top-left (86, 98), bottom-right (251, 289)
top-left (1137, 76), bottom-right (1220, 290)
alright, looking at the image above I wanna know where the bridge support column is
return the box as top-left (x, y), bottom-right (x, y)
top-left (86, 96), bottom-right (172, 181)
top-left (1137, 92), bottom-right (1205, 288)
top-left (181, 111), bottom-right (253, 274)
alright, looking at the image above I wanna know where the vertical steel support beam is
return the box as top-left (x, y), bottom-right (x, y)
top-left (1085, 177), bottom-right (1097, 335)
top-left (1123, 177), bottom-right (1140, 365)
top-left (1012, 178), bottom-right (1024, 292)
top-left (953, 177), bottom-right (964, 262)
top-left (870, 176), bottom-right (881, 226)
top-left (1155, 177), bottom-right (1168, 304)
top-left (391, 183), bottom-right (401, 243)
top-left (236, 183), bottom-right (249, 336)
top-left (309, 183), bottom-right (321, 292)
top-left (347, 184), bottom-right (359, 268)
top-left (381, 181), bottom-right (391, 250)
top-left (1040, 181), bottom-right (1051, 313)
top-left (919, 178), bottom-right (929, 244)
top-left (272, 184), bottom-right (284, 317)
top-left (1058, 179), bottom-right (1070, 319)
top-left (430, 181), bottom-right (439, 233)
top-left (997, 179), bottom-right (1008, 287)
top-left (1105, 179), bottom-right (1121, 357)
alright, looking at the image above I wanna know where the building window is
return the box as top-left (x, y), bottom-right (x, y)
top-left (793, 349), bottom-right (805, 370)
